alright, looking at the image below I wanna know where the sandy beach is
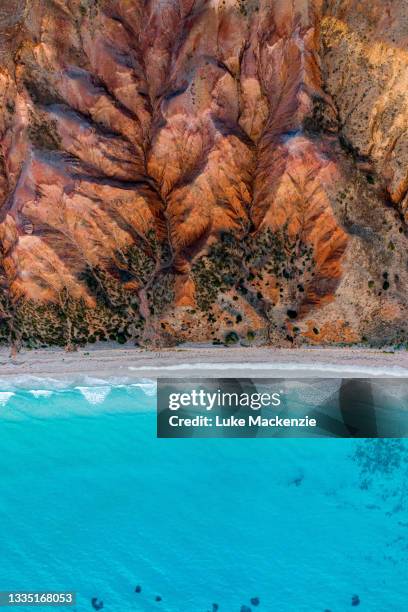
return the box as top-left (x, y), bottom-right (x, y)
top-left (1, 344), bottom-right (408, 382)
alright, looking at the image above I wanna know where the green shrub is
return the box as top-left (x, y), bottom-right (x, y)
top-left (224, 331), bottom-right (239, 345)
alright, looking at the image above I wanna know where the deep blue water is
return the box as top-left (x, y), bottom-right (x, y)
top-left (0, 383), bottom-right (407, 611)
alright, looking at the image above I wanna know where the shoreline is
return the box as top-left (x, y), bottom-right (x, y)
top-left (1, 344), bottom-right (408, 383)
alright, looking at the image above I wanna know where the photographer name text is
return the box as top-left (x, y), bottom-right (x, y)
top-left (168, 414), bottom-right (317, 428)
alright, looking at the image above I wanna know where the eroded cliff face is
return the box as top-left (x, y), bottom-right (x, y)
top-left (0, 0), bottom-right (407, 349)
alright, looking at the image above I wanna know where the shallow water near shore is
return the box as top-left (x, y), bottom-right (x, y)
top-left (0, 383), bottom-right (407, 611)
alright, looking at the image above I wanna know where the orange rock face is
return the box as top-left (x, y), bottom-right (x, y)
top-left (0, 0), bottom-right (408, 348)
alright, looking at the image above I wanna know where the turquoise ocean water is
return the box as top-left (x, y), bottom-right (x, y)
top-left (0, 381), bottom-right (407, 611)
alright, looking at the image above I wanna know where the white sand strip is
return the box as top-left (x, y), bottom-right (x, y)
top-left (0, 345), bottom-right (408, 383)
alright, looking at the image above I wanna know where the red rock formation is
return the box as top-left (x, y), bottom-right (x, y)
top-left (0, 0), bottom-right (407, 348)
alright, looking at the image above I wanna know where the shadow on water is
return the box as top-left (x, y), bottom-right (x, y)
top-left (339, 379), bottom-right (378, 438)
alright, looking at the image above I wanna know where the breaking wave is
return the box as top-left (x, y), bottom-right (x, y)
top-left (127, 361), bottom-right (408, 377)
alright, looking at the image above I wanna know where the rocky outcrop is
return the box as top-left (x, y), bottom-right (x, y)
top-left (0, 0), bottom-right (407, 349)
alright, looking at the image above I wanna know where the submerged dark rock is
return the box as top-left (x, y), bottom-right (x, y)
top-left (351, 594), bottom-right (361, 606)
top-left (91, 598), bottom-right (103, 611)
top-left (290, 474), bottom-right (304, 486)
top-left (289, 470), bottom-right (305, 487)
top-left (155, 595), bottom-right (162, 602)
top-left (250, 597), bottom-right (260, 606)
top-left (134, 585), bottom-right (142, 594)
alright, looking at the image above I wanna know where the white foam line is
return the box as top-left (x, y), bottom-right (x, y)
top-left (130, 380), bottom-right (157, 396)
top-left (75, 386), bottom-right (112, 405)
top-left (0, 391), bottom-right (15, 406)
top-left (0, 376), bottom-right (156, 394)
top-left (30, 390), bottom-right (53, 398)
top-left (128, 361), bottom-right (408, 377)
